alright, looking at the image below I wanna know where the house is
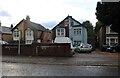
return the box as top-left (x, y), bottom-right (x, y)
top-left (52, 15), bottom-right (87, 46)
top-left (0, 21), bottom-right (12, 42)
top-left (11, 15), bottom-right (52, 44)
top-left (106, 25), bottom-right (118, 46)
top-left (96, 24), bottom-right (118, 49)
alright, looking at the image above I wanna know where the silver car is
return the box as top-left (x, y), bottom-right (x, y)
top-left (74, 43), bottom-right (92, 53)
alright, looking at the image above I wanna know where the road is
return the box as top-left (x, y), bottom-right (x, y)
top-left (1, 51), bottom-right (120, 76)
top-left (2, 62), bottom-right (119, 76)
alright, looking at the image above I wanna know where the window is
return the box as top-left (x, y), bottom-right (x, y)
top-left (13, 29), bottom-right (19, 37)
top-left (13, 29), bottom-right (20, 41)
top-left (25, 28), bottom-right (33, 37)
top-left (110, 28), bottom-right (114, 33)
top-left (64, 19), bottom-right (69, 26)
top-left (74, 29), bottom-right (81, 35)
top-left (71, 21), bottom-right (73, 26)
top-left (74, 41), bottom-right (81, 46)
top-left (106, 39), bottom-right (109, 45)
top-left (56, 28), bottom-right (65, 36)
top-left (116, 39), bottom-right (118, 43)
top-left (25, 28), bottom-right (34, 44)
top-left (110, 38), bottom-right (115, 45)
top-left (110, 26), bottom-right (116, 33)
top-left (26, 40), bottom-right (32, 44)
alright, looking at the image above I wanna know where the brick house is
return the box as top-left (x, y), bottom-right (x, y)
top-left (0, 21), bottom-right (12, 42)
top-left (52, 15), bottom-right (87, 45)
top-left (11, 16), bottom-right (52, 44)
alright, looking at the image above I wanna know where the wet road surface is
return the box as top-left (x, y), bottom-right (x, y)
top-left (1, 51), bottom-right (120, 76)
top-left (2, 62), bottom-right (118, 76)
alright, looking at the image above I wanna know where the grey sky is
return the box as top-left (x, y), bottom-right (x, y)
top-left (0, 0), bottom-right (101, 29)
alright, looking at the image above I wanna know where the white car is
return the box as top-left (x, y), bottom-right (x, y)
top-left (74, 43), bottom-right (92, 53)
top-left (0, 40), bottom-right (8, 44)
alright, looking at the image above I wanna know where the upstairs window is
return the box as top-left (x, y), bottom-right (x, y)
top-left (25, 28), bottom-right (34, 44)
top-left (13, 29), bottom-right (20, 41)
top-left (110, 28), bottom-right (115, 33)
top-left (74, 29), bottom-right (81, 35)
top-left (56, 28), bottom-right (65, 37)
top-left (14, 31), bottom-right (19, 37)
top-left (25, 28), bottom-right (33, 37)
top-left (64, 19), bottom-right (69, 27)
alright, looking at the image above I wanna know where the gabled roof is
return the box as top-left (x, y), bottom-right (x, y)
top-left (11, 19), bottom-right (24, 31)
top-left (0, 26), bottom-right (12, 34)
top-left (52, 15), bottom-right (86, 30)
top-left (11, 19), bottom-right (47, 31)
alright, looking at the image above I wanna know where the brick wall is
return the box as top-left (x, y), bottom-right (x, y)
top-left (2, 43), bottom-right (73, 57)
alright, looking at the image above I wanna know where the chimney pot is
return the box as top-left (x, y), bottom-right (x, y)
top-left (26, 15), bottom-right (30, 21)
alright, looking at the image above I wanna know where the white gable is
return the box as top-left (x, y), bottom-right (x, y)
top-left (73, 20), bottom-right (80, 25)
top-left (69, 17), bottom-right (80, 26)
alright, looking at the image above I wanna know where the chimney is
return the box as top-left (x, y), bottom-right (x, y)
top-left (11, 24), bottom-right (13, 29)
top-left (26, 15), bottom-right (30, 21)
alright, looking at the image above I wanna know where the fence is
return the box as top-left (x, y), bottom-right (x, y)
top-left (2, 43), bottom-right (73, 56)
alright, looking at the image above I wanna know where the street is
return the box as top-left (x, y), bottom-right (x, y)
top-left (2, 62), bottom-right (118, 76)
top-left (1, 51), bottom-right (120, 76)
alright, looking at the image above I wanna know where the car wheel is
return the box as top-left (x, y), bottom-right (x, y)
top-left (75, 48), bottom-right (80, 52)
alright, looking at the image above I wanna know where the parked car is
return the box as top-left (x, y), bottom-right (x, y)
top-left (107, 43), bottom-right (120, 52)
top-left (74, 43), bottom-right (92, 53)
top-left (72, 44), bottom-right (79, 51)
top-left (101, 44), bottom-right (110, 52)
top-left (0, 40), bottom-right (9, 44)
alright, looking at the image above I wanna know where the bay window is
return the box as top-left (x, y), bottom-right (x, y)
top-left (25, 28), bottom-right (34, 44)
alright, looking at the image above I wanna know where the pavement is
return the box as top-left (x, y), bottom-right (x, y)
top-left (2, 51), bottom-right (120, 66)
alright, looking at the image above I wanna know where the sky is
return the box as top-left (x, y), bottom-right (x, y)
top-left (0, 0), bottom-right (101, 29)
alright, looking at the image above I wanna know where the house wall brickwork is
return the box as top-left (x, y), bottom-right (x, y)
top-left (2, 34), bottom-right (12, 42)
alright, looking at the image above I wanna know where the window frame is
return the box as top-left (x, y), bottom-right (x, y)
top-left (25, 28), bottom-right (34, 44)
top-left (25, 28), bottom-right (33, 37)
top-left (74, 28), bottom-right (81, 35)
top-left (13, 29), bottom-right (19, 38)
top-left (56, 28), bottom-right (65, 37)
top-left (26, 40), bottom-right (33, 44)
